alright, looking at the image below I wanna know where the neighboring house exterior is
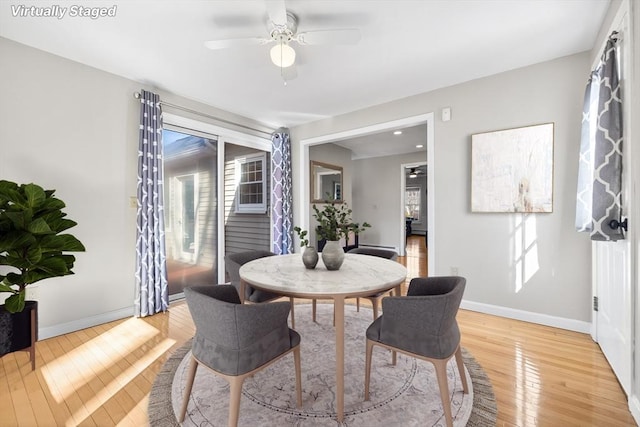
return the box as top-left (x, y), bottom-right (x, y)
top-left (224, 143), bottom-right (271, 255)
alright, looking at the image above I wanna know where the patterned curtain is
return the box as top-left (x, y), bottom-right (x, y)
top-left (134, 90), bottom-right (168, 317)
top-left (271, 129), bottom-right (293, 254)
top-left (575, 34), bottom-right (624, 241)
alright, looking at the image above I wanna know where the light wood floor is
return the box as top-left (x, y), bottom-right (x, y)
top-left (0, 236), bottom-right (635, 426)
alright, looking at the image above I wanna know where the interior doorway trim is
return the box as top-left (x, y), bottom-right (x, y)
top-left (298, 112), bottom-right (435, 274)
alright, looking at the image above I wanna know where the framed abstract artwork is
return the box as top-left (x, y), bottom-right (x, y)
top-left (471, 123), bottom-right (554, 213)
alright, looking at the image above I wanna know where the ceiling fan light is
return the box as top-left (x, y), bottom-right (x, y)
top-left (270, 43), bottom-right (296, 68)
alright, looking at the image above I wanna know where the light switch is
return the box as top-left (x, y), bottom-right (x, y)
top-left (442, 107), bottom-right (451, 122)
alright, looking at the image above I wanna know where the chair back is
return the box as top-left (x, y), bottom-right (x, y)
top-left (184, 284), bottom-right (295, 375)
top-left (377, 276), bottom-right (466, 359)
top-left (224, 250), bottom-right (275, 300)
top-left (347, 247), bottom-right (398, 261)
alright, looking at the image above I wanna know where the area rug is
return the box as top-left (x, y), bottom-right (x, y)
top-left (149, 304), bottom-right (497, 426)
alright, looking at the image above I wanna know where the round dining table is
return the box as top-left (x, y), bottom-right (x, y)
top-left (239, 253), bottom-right (407, 422)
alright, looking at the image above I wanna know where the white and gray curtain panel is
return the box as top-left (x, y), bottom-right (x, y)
top-left (575, 33), bottom-right (624, 241)
top-left (135, 89), bottom-right (169, 317)
top-left (271, 130), bottom-right (293, 254)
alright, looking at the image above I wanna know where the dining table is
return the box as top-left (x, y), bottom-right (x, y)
top-left (239, 252), bottom-right (407, 422)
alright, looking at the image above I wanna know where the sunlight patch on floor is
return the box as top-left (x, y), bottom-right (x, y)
top-left (42, 318), bottom-right (161, 402)
top-left (70, 337), bottom-right (176, 426)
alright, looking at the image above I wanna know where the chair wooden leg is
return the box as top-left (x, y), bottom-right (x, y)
top-left (228, 376), bottom-right (245, 427)
top-left (391, 350), bottom-right (397, 366)
top-left (433, 359), bottom-right (454, 427)
top-left (357, 297), bottom-right (360, 312)
top-left (454, 346), bottom-right (469, 394)
top-left (312, 299), bottom-right (317, 322)
top-left (179, 356), bottom-right (199, 422)
top-left (293, 346), bottom-right (302, 407)
top-left (364, 339), bottom-right (374, 401)
top-left (372, 299), bottom-right (379, 320)
top-left (289, 297), bottom-right (295, 329)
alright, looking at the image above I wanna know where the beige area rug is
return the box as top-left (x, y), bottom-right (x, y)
top-left (149, 304), bottom-right (497, 426)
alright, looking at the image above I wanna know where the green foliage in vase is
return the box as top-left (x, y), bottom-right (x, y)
top-left (0, 180), bottom-right (86, 313)
top-left (312, 197), bottom-right (370, 241)
top-left (293, 226), bottom-right (309, 247)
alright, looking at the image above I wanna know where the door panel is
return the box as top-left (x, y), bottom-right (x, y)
top-left (595, 240), bottom-right (631, 394)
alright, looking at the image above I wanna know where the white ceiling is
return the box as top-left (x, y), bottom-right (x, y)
top-left (0, 0), bottom-right (609, 135)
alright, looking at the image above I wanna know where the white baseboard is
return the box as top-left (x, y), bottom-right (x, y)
top-left (630, 395), bottom-right (640, 426)
top-left (39, 306), bottom-right (134, 340)
top-left (460, 299), bottom-right (591, 334)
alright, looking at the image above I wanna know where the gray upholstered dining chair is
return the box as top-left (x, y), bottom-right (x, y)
top-left (225, 250), bottom-right (297, 328)
top-left (347, 247), bottom-right (399, 320)
top-left (179, 285), bottom-right (302, 427)
top-left (364, 276), bottom-right (468, 427)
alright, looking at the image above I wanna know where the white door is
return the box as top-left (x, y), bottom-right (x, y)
top-left (595, 239), bottom-right (631, 394)
top-left (593, 4), bottom-right (632, 396)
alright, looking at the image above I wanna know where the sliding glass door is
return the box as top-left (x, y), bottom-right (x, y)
top-left (162, 129), bottom-right (217, 298)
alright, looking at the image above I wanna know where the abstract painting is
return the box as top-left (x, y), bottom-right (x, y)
top-left (471, 123), bottom-right (554, 213)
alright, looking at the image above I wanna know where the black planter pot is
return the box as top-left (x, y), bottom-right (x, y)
top-left (0, 300), bottom-right (38, 370)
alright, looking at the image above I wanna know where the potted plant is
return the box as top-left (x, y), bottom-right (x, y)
top-left (0, 180), bottom-right (85, 368)
top-left (293, 226), bottom-right (318, 269)
top-left (311, 198), bottom-right (370, 270)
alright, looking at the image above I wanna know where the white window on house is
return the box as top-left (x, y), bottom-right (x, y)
top-left (235, 153), bottom-right (267, 213)
top-left (405, 187), bottom-right (421, 221)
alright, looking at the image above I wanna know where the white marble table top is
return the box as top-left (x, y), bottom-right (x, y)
top-left (239, 253), bottom-right (407, 298)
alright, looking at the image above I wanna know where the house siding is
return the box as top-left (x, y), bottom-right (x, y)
top-left (224, 144), bottom-right (271, 254)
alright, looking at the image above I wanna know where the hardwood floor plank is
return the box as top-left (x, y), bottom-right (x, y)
top-left (0, 236), bottom-right (635, 426)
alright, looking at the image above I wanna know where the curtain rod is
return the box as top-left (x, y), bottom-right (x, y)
top-left (133, 92), bottom-right (273, 138)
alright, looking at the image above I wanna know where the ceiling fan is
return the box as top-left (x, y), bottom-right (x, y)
top-left (204, 0), bottom-right (361, 81)
top-left (408, 167), bottom-right (423, 178)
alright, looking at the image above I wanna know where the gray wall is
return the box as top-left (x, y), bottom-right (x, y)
top-left (352, 152), bottom-right (424, 248)
top-left (293, 52), bottom-right (592, 323)
top-left (0, 37), bottom-right (271, 336)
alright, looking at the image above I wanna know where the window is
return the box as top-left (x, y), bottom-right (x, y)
top-left (235, 153), bottom-right (267, 213)
top-left (405, 187), bottom-right (421, 221)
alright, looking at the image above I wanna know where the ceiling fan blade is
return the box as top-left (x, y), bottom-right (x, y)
top-left (204, 37), bottom-right (271, 50)
top-left (265, 0), bottom-right (288, 26)
top-left (295, 29), bottom-right (361, 45)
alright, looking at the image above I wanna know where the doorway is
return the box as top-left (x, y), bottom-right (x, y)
top-left (297, 113), bottom-right (435, 274)
top-left (162, 128), bottom-right (218, 300)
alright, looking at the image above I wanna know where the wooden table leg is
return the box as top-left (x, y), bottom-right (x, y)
top-left (239, 279), bottom-right (246, 304)
top-left (334, 296), bottom-right (345, 422)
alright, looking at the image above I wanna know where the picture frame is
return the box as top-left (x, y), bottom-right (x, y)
top-left (471, 123), bottom-right (554, 213)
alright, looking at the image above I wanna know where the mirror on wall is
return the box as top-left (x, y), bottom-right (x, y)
top-left (311, 161), bottom-right (343, 203)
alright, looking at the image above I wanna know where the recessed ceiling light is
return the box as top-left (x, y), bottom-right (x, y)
top-left (393, 131), bottom-right (402, 135)
top-left (416, 144), bottom-right (424, 148)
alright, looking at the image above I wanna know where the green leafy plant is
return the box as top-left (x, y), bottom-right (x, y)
top-left (312, 197), bottom-right (370, 241)
top-left (293, 226), bottom-right (310, 247)
top-left (0, 180), bottom-right (86, 313)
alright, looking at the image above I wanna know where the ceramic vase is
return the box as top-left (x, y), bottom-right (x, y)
top-left (302, 246), bottom-right (319, 269)
top-left (321, 240), bottom-right (345, 270)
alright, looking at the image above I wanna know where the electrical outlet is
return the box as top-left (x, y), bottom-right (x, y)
top-left (129, 196), bottom-right (138, 209)
top-left (450, 267), bottom-right (459, 276)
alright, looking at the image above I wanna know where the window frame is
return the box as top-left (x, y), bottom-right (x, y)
top-left (405, 186), bottom-right (421, 221)
top-left (235, 152), bottom-right (267, 214)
